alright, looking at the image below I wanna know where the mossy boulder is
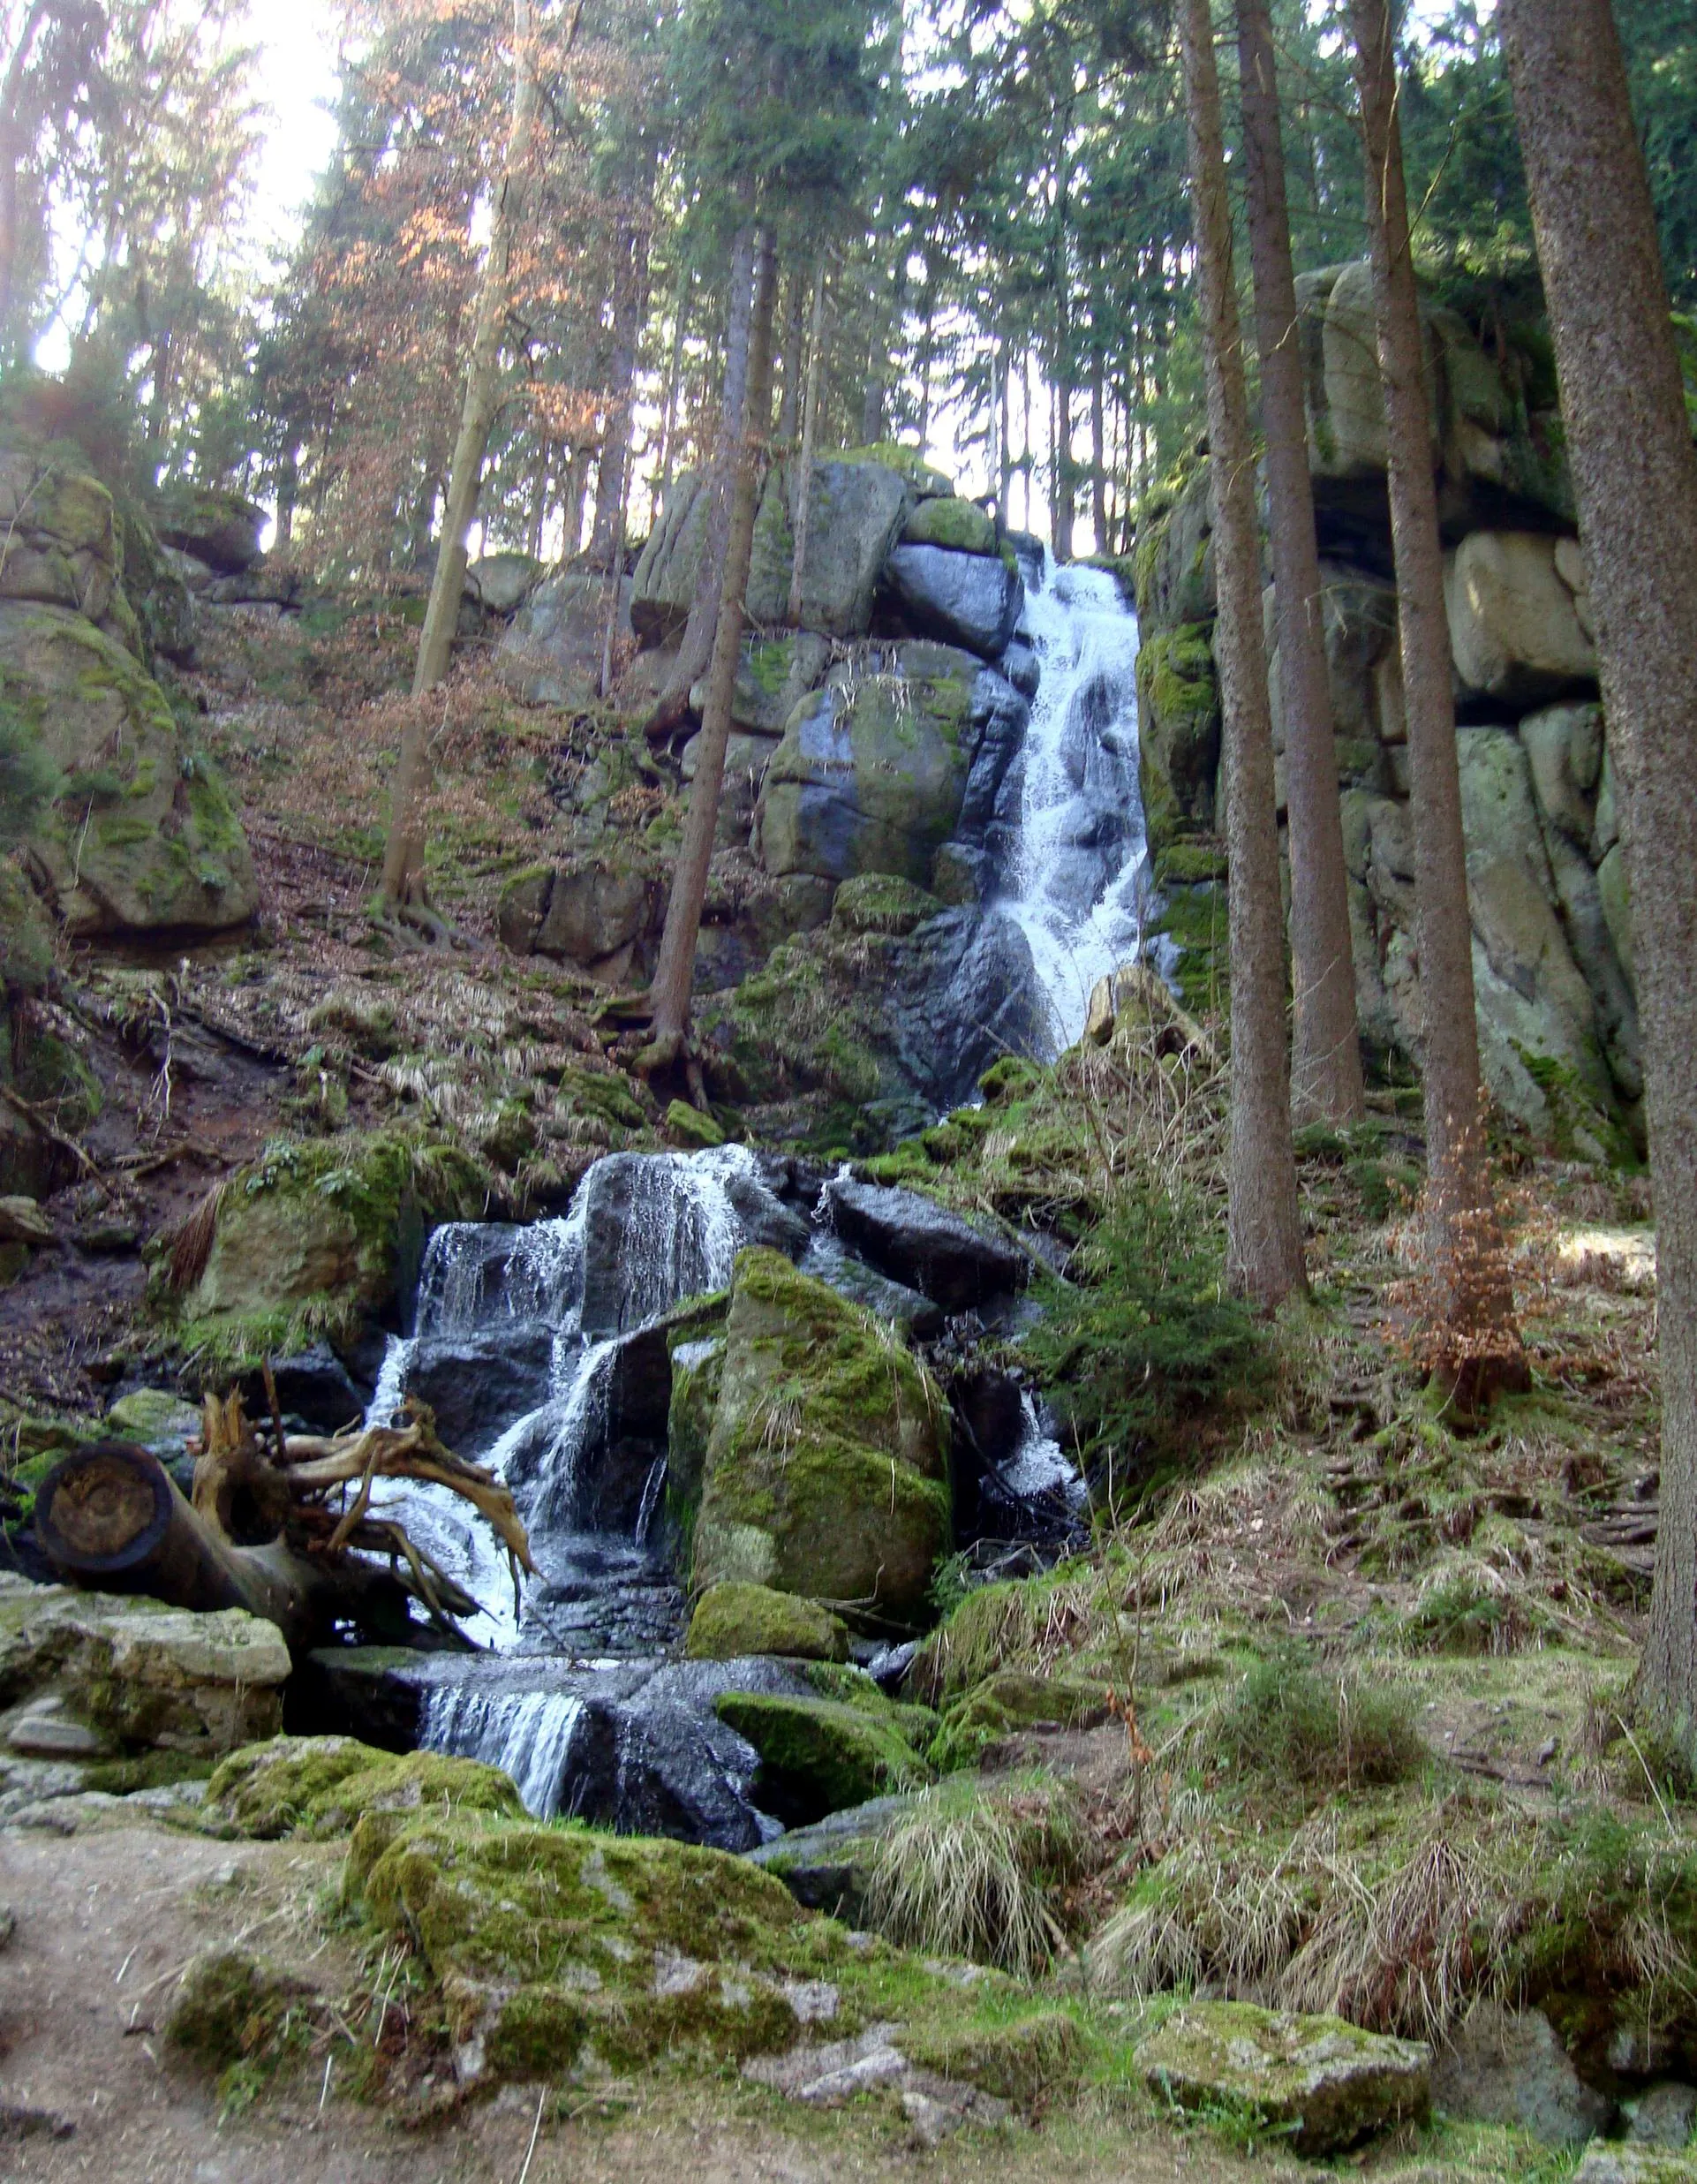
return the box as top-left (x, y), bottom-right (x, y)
top-left (666, 1097), bottom-right (726, 1150)
top-left (755, 640), bottom-right (979, 886)
top-left (901, 496), bottom-right (998, 556)
top-left (346, 1805), bottom-right (811, 2082)
top-left (830, 873), bottom-right (943, 937)
top-left (713, 1691), bottom-right (931, 1823)
top-left (185, 1130), bottom-right (491, 1343)
top-left (1135, 622), bottom-right (1220, 851)
top-left (205, 1734), bottom-right (526, 1840)
top-left (0, 436), bottom-right (122, 626)
top-left (152, 484), bottom-right (266, 574)
top-left (164, 1947), bottom-right (319, 2074)
top-left (1135, 1999), bottom-right (1431, 2154)
top-left (685, 1582), bottom-right (850, 1663)
top-left (2, 600), bottom-right (256, 935)
top-left (689, 1249), bottom-right (951, 1626)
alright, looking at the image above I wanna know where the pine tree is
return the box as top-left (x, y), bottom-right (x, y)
top-left (1179, 0), bottom-right (1306, 1309)
top-left (1498, 0), bottom-right (1697, 1741)
top-left (1235, 0), bottom-right (1365, 1128)
top-left (1347, 0), bottom-right (1524, 1408)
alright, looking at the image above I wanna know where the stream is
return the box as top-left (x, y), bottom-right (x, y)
top-left (337, 553), bottom-right (1149, 1847)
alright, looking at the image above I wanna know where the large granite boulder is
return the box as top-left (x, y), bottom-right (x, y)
top-left (0, 440), bottom-right (122, 624)
top-left (187, 1130), bottom-right (488, 1336)
top-left (882, 541), bottom-right (1022, 661)
top-left (4, 600), bottom-right (257, 936)
top-left (496, 855), bottom-right (660, 982)
top-left (901, 495), bottom-right (999, 555)
top-left (1446, 531), bottom-right (1597, 704)
top-left (689, 1249), bottom-right (952, 1626)
top-left (467, 549), bottom-right (542, 614)
top-left (633, 455), bottom-right (912, 646)
top-left (496, 568), bottom-right (631, 703)
top-left (756, 640), bottom-right (981, 887)
top-left (1456, 726), bottom-right (1618, 1135)
top-left (1298, 259), bottom-right (1442, 481)
top-left (826, 1178), bottom-right (1026, 1312)
top-left (151, 485), bottom-right (266, 575)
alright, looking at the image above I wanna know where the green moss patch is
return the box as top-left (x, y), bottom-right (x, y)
top-left (205, 1736), bottom-right (525, 1840)
top-left (685, 1583), bottom-right (850, 1662)
top-left (714, 1691), bottom-right (931, 1822)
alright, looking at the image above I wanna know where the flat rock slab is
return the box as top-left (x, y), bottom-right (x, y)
top-left (1135, 1999), bottom-right (1430, 2155)
top-left (826, 1178), bottom-right (1026, 1311)
top-left (1577, 2149), bottom-right (1697, 2183)
top-left (743, 2022), bottom-right (1009, 2145)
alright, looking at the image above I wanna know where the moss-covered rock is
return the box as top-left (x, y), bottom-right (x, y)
top-left (152, 484), bottom-right (265, 575)
top-left (0, 1582), bottom-right (290, 1754)
top-left (691, 1249), bottom-right (952, 1626)
top-left (164, 1947), bottom-right (318, 2074)
top-left (1, 600), bottom-right (256, 935)
top-left (347, 1804), bottom-right (811, 2081)
top-left (714, 1691), bottom-right (929, 1823)
top-left (205, 1735), bottom-right (526, 1840)
top-left (666, 1098), bottom-right (727, 1149)
top-left (930, 1668), bottom-right (1112, 1772)
top-left (901, 2006), bottom-right (1084, 2105)
top-left (901, 496), bottom-right (998, 556)
top-left (1135, 623), bottom-right (1219, 852)
top-left (1135, 1999), bottom-right (1431, 2154)
top-left (829, 872), bottom-right (943, 937)
top-left (685, 1583), bottom-right (850, 1663)
top-left (185, 1130), bottom-right (492, 1346)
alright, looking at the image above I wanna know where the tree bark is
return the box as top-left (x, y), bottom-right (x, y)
top-left (1237, 0), bottom-right (1366, 1127)
top-left (1090, 342), bottom-right (1107, 550)
top-left (1497, 0), bottom-right (1697, 1738)
top-left (1348, 0), bottom-right (1522, 1402)
top-left (644, 230), bottom-right (780, 1070)
top-left (1179, 0), bottom-right (1307, 1309)
top-left (588, 176), bottom-right (655, 571)
top-left (655, 267), bottom-right (692, 499)
top-left (788, 256), bottom-right (828, 628)
top-left (777, 265), bottom-right (806, 446)
top-left (643, 223), bottom-right (757, 742)
top-left (384, 0), bottom-right (539, 918)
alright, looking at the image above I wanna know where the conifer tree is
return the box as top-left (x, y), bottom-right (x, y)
top-left (1347, 0), bottom-right (1523, 1406)
top-left (1498, 0), bottom-right (1697, 1740)
top-left (1179, 0), bottom-right (1306, 1308)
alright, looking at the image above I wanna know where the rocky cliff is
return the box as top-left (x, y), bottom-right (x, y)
top-left (1135, 261), bottom-right (1652, 1155)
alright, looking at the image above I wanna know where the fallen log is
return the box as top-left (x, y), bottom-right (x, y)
top-left (33, 1441), bottom-right (415, 1653)
top-left (35, 1388), bottom-right (537, 1654)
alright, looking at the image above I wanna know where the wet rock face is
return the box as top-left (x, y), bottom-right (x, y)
top-left (1135, 1999), bottom-right (1432, 2156)
top-left (883, 541), bottom-right (1023, 661)
top-left (826, 1179), bottom-right (1026, 1313)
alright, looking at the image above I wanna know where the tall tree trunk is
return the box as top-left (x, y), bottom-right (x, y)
top-left (1348, 0), bottom-right (1523, 1401)
top-left (861, 249), bottom-right (906, 444)
top-left (1090, 345), bottom-right (1107, 550)
top-left (1498, 0), bottom-right (1697, 1738)
top-left (643, 223), bottom-right (757, 742)
top-left (528, 436), bottom-right (549, 559)
top-left (1180, 0), bottom-right (1307, 1309)
top-left (656, 268), bottom-right (692, 499)
top-left (777, 267), bottom-right (806, 446)
top-left (644, 232), bottom-right (780, 1072)
top-left (589, 170), bottom-right (656, 571)
top-left (1237, 0), bottom-right (1366, 1127)
top-left (788, 257), bottom-right (828, 629)
top-left (563, 445), bottom-right (592, 556)
top-left (383, 0), bottom-right (539, 921)
top-left (998, 338), bottom-right (1013, 521)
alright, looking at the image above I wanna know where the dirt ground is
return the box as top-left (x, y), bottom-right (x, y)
top-left (0, 1810), bottom-right (1284, 2184)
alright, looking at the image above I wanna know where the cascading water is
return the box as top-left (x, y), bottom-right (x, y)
top-left (999, 551), bottom-right (1151, 1049)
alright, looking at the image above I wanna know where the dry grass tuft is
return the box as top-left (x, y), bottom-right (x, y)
top-left (865, 1772), bottom-right (1085, 1977)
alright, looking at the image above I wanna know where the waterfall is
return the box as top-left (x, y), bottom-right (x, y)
top-left (1000, 553), bottom-right (1150, 1050)
top-left (421, 1684), bottom-right (585, 1817)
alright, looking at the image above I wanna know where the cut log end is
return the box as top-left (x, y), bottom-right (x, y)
top-left (35, 1441), bottom-right (173, 1574)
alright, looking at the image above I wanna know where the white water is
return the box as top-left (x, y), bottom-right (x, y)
top-left (999, 1392), bottom-right (1090, 1513)
top-left (421, 1684), bottom-right (585, 1817)
top-left (1001, 552), bottom-right (1150, 1050)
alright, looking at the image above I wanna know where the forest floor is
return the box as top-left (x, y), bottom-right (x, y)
top-left (0, 598), bottom-right (1678, 2178)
